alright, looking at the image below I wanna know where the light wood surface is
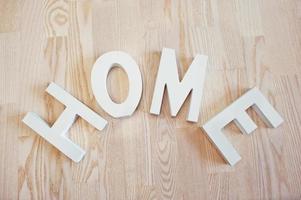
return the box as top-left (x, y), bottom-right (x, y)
top-left (1, 0), bottom-right (301, 199)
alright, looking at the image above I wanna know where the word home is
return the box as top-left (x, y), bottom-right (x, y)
top-left (22, 48), bottom-right (284, 166)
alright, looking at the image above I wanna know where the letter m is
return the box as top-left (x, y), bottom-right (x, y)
top-left (150, 48), bottom-right (208, 122)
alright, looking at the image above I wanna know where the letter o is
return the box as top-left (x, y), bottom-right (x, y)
top-left (91, 51), bottom-right (142, 118)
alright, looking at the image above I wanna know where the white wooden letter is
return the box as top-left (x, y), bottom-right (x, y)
top-left (22, 82), bottom-right (107, 162)
top-left (202, 87), bottom-right (284, 166)
top-left (91, 51), bottom-right (142, 118)
top-left (150, 48), bottom-right (208, 122)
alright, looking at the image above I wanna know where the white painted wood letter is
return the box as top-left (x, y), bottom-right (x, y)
top-left (202, 87), bottom-right (284, 166)
top-left (22, 82), bottom-right (107, 162)
top-left (91, 51), bottom-right (142, 118)
top-left (150, 48), bottom-right (208, 122)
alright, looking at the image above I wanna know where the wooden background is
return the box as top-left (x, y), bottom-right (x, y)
top-left (1, 0), bottom-right (301, 199)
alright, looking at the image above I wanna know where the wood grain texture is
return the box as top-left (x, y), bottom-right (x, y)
top-left (1, 0), bottom-right (301, 199)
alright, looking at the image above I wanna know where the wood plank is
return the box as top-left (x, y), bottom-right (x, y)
top-left (0, 0), bottom-right (300, 199)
